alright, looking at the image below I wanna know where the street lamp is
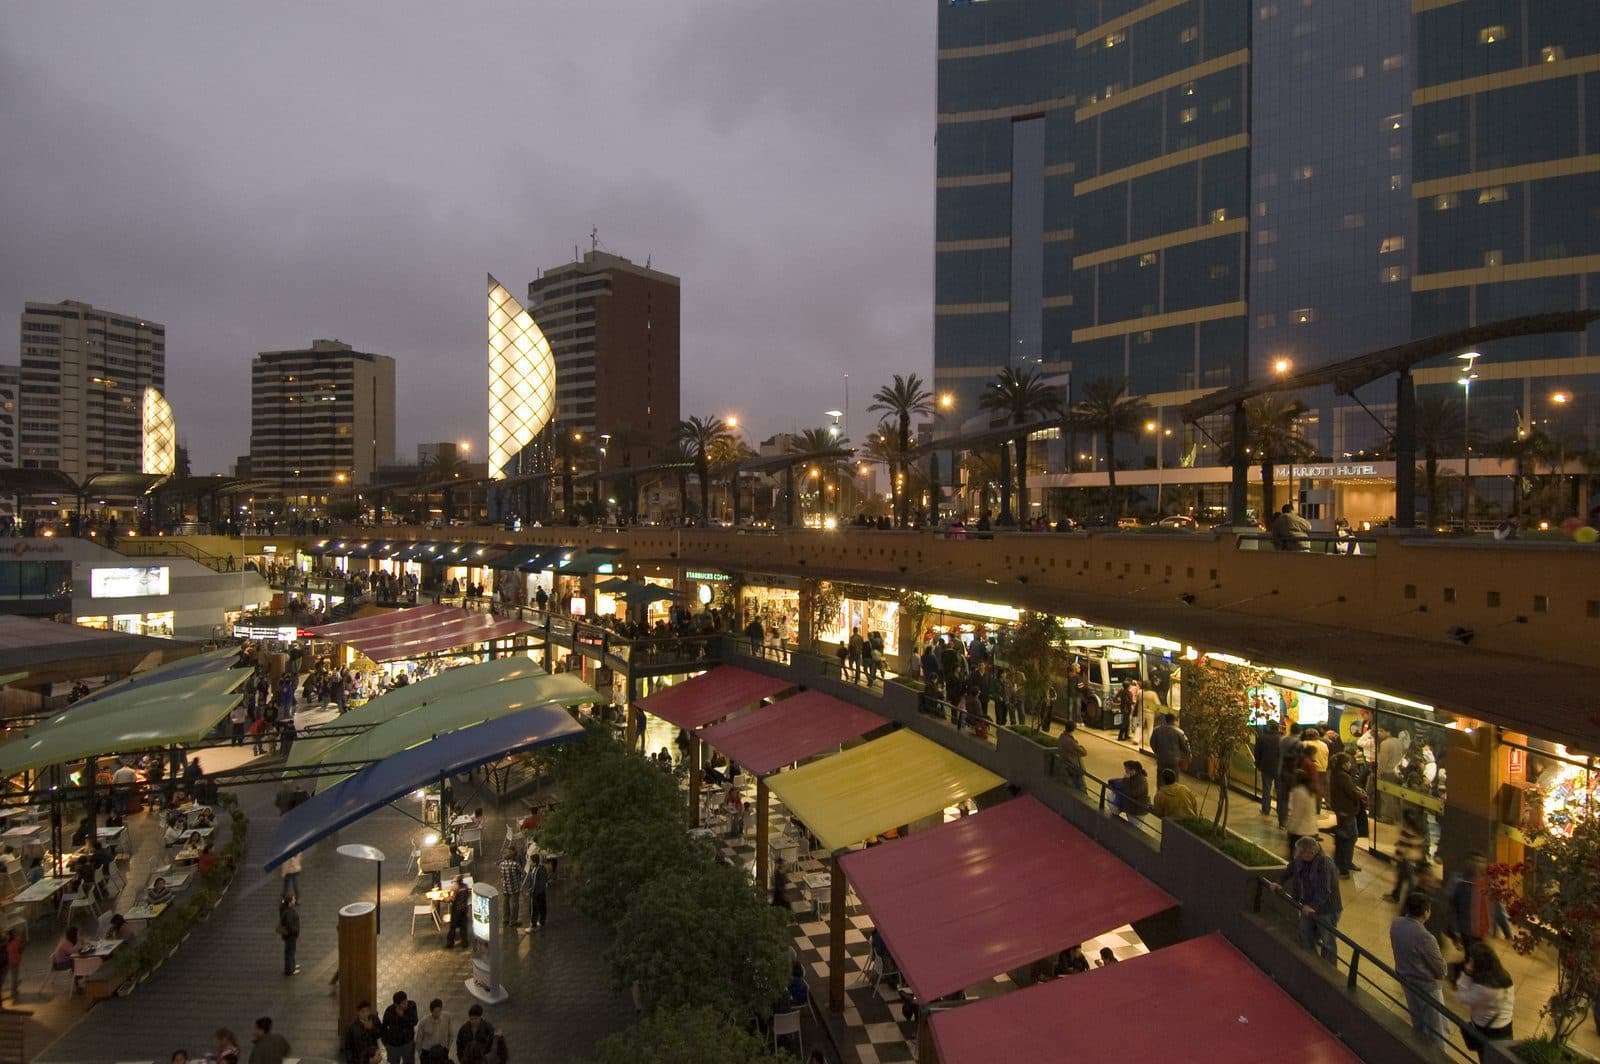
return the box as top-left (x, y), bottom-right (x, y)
top-left (1144, 418), bottom-right (1170, 515)
top-left (1273, 357), bottom-right (1293, 376)
top-left (337, 843), bottom-right (386, 934)
top-left (1458, 351), bottom-right (1481, 529)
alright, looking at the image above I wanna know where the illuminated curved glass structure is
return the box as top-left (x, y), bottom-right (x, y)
top-left (142, 386), bottom-right (176, 475)
top-left (487, 274), bottom-right (556, 480)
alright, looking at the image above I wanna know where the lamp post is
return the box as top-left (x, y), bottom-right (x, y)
top-left (1458, 351), bottom-right (1481, 529)
top-left (1143, 417), bottom-right (1171, 516)
top-left (337, 843), bottom-right (386, 933)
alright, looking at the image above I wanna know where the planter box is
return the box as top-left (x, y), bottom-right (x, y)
top-left (1158, 818), bottom-right (1285, 939)
top-left (996, 727), bottom-right (1054, 788)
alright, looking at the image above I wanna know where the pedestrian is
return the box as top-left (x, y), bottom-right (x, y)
top-left (280, 852), bottom-right (302, 902)
top-left (1114, 680), bottom-right (1135, 741)
top-left (215, 1029), bottom-right (242, 1064)
top-left (345, 1002), bottom-right (380, 1064)
top-left (1284, 770), bottom-right (1319, 859)
top-left (249, 1018), bottom-right (291, 1064)
top-left (1055, 721), bottom-right (1087, 794)
top-left (1383, 809), bottom-right (1429, 904)
top-left (1149, 712), bottom-right (1190, 779)
top-left (1150, 768), bottom-right (1199, 819)
top-left (1255, 719), bottom-right (1286, 817)
top-left (454, 1005), bottom-right (495, 1063)
top-left (445, 876), bottom-right (472, 948)
top-left (1455, 940), bottom-right (1515, 1060)
top-left (416, 999), bottom-right (453, 1064)
top-left (278, 895), bottom-right (301, 975)
top-left (526, 855), bottom-right (549, 930)
top-left (1106, 760), bottom-right (1150, 820)
top-left (499, 847), bottom-right (524, 926)
top-left (380, 990), bottom-right (419, 1064)
top-left (1447, 852), bottom-right (1493, 959)
top-left (1276, 728), bottom-right (1303, 829)
top-left (1269, 502), bottom-right (1311, 550)
top-left (1277, 836), bottom-right (1342, 964)
top-left (1390, 892), bottom-right (1447, 1044)
top-left (847, 628), bottom-right (864, 684)
top-left (1327, 753), bottom-right (1366, 877)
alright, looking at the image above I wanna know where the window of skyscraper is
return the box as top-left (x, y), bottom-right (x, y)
top-left (1009, 116), bottom-right (1046, 364)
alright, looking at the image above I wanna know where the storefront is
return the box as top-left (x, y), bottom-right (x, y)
top-left (741, 574), bottom-right (801, 646)
top-left (819, 587), bottom-right (899, 661)
top-left (1498, 735), bottom-right (1596, 855)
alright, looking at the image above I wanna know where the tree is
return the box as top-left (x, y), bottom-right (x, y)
top-left (1004, 611), bottom-right (1065, 729)
top-left (1491, 426), bottom-right (1549, 519)
top-left (601, 426), bottom-right (652, 522)
top-left (674, 416), bottom-right (733, 521)
top-left (961, 451), bottom-right (1002, 519)
top-left (1413, 395), bottom-right (1462, 528)
top-left (588, 1007), bottom-right (788, 1064)
top-left (607, 859), bottom-right (790, 1021)
top-left (1488, 814), bottom-right (1600, 1049)
top-left (1241, 395), bottom-right (1317, 518)
top-left (786, 429), bottom-right (849, 522)
top-left (707, 436), bottom-right (757, 524)
top-left (1072, 379), bottom-right (1152, 516)
top-left (868, 373), bottom-right (933, 527)
top-left (1180, 658), bottom-right (1262, 828)
top-left (864, 419), bottom-right (916, 524)
top-left (546, 428), bottom-right (592, 522)
top-left (980, 367), bottom-right (1063, 524)
top-left (418, 448), bottom-right (470, 523)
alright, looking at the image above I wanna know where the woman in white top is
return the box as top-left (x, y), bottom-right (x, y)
top-left (1284, 770), bottom-right (1321, 859)
top-left (1455, 940), bottom-right (1514, 1059)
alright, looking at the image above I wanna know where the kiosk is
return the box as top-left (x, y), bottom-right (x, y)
top-left (465, 882), bottom-right (508, 1004)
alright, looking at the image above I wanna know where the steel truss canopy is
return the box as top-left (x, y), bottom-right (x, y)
top-left (931, 933), bottom-right (1363, 1064)
top-left (1180, 311), bottom-right (1600, 422)
top-left (695, 689), bottom-right (885, 777)
top-left (765, 729), bottom-right (1004, 854)
top-left (0, 469), bottom-right (168, 498)
top-left (839, 796), bottom-right (1175, 1002)
top-left (635, 665), bottom-right (794, 731)
top-left (264, 703), bottom-right (587, 871)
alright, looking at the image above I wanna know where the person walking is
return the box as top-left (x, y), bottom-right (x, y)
top-left (1383, 809), bottom-right (1429, 904)
top-left (1447, 852), bottom-right (1493, 958)
top-left (454, 1005), bottom-right (495, 1063)
top-left (1455, 940), bottom-right (1516, 1060)
top-left (847, 628), bottom-right (864, 684)
top-left (1328, 753), bottom-right (1366, 877)
top-left (1276, 729), bottom-right (1303, 829)
top-left (380, 991), bottom-right (419, 1064)
top-left (1284, 770), bottom-right (1320, 859)
top-left (416, 1000), bottom-right (453, 1064)
top-left (1149, 713), bottom-right (1190, 780)
top-left (1390, 892), bottom-right (1447, 1044)
top-left (249, 1018), bottom-right (291, 1064)
top-left (345, 1003), bottom-right (380, 1064)
top-left (499, 847), bottom-right (524, 927)
top-left (277, 895), bottom-right (300, 976)
top-left (1256, 719), bottom-right (1287, 818)
top-left (280, 853), bottom-right (301, 902)
top-left (526, 855), bottom-right (550, 930)
top-left (445, 876), bottom-right (472, 948)
top-left (1278, 836), bottom-right (1342, 964)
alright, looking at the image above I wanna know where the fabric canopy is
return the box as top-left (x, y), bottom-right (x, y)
top-left (839, 796), bottom-right (1176, 1001)
top-left (348, 611), bottom-right (536, 663)
top-left (766, 729), bottom-right (1003, 853)
top-left (78, 647), bottom-right (240, 705)
top-left (309, 603), bottom-right (457, 642)
top-left (489, 545), bottom-right (559, 572)
top-left (636, 666), bottom-right (793, 731)
top-left (551, 549), bottom-right (625, 575)
top-left (696, 690), bottom-right (885, 777)
top-left (0, 671), bottom-right (245, 775)
top-left (288, 656), bottom-right (555, 770)
top-left (616, 584), bottom-right (676, 607)
top-left (312, 671), bottom-right (598, 792)
top-left (930, 933), bottom-right (1364, 1064)
top-left (264, 703), bottom-right (587, 870)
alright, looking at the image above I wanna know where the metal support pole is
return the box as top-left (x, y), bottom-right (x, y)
top-left (1229, 401), bottom-right (1250, 526)
top-left (1394, 371), bottom-right (1417, 529)
top-left (755, 778), bottom-right (769, 893)
top-left (829, 854), bottom-right (846, 1012)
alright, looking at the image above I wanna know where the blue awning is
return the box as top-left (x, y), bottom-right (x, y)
top-left (262, 703), bottom-right (587, 870)
top-left (77, 647), bottom-right (240, 705)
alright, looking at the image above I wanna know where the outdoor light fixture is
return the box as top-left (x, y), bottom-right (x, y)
top-left (1273, 357), bottom-right (1292, 376)
top-left (142, 387), bottom-right (176, 475)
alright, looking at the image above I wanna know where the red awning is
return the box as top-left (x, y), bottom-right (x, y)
top-left (839, 796), bottom-right (1175, 1002)
top-left (308, 603), bottom-right (457, 642)
top-left (931, 933), bottom-right (1364, 1064)
top-left (635, 666), bottom-right (793, 730)
top-left (696, 690), bottom-right (885, 776)
top-left (347, 612), bottom-right (536, 664)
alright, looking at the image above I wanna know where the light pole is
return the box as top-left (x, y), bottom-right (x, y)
top-left (1458, 351), bottom-right (1481, 529)
top-left (1143, 417), bottom-right (1171, 516)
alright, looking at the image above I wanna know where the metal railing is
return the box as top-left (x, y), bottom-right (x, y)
top-left (1235, 532), bottom-right (1378, 555)
top-left (117, 537), bottom-right (236, 573)
top-left (1252, 874), bottom-right (1474, 1061)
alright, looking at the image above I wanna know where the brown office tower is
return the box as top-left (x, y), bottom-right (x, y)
top-left (527, 251), bottom-right (680, 471)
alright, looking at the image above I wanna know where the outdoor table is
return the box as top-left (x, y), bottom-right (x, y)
top-left (73, 938), bottom-right (120, 978)
top-left (802, 871), bottom-right (831, 892)
top-left (121, 902), bottom-right (168, 931)
top-left (0, 809), bottom-right (28, 823)
top-left (688, 827), bottom-right (714, 840)
top-left (173, 848), bottom-right (200, 865)
top-left (1, 825), bottom-right (42, 843)
top-left (10, 876), bottom-right (70, 905)
top-left (769, 837), bottom-right (799, 867)
top-left (450, 815), bottom-right (476, 828)
top-left (96, 826), bottom-right (127, 849)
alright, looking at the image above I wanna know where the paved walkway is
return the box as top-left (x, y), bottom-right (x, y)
top-left (32, 760), bottom-right (631, 1063)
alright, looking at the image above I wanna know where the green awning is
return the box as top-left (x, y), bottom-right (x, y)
top-left (551, 549), bottom-right (625, 575)
top-left (312, 671), bottom-right (598, 791)
top-left (618, 585), bottom-right (676, 607)
top-left (0, 671), bottom-right (247, 776)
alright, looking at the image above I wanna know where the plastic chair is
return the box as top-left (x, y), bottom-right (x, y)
top-left (66, 887), bottom-right (101, 926)
top-left (411, 904), bottom-right (440, 935)
top-left (771, 1010), bottom-right (802, 1056)
top-left (41, 963), bottom-right (73, 995)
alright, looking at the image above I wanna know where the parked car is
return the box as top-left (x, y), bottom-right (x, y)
top-left (1154, 514), bottom-right (1199, 529)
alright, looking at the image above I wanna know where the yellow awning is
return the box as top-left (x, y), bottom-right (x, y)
top-left (766, 729), bottom-right (1004, 853)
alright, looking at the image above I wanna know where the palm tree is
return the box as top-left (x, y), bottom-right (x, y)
top-left (674, 416), bottom-right (732, 522)
top-left (417, 448), bottom-right (469, 523)
top-left (1071, 378), bottom-right (1152, 516)
top-left (864, 419), bottom-right (915, 521)
top-left (1413, 395), bottom-right (1462, 528)
top-left (961, 451), bottom-right (1003, 519)
top-left (707, 436), bottom-right (758, 524)
top-left (1237, 395), bottom-right (1317, 517)
top-left (868, 374), bottom-right (933, 527)
top-left (1492, 425), bottom-right (1551, 519)
top-left (601, 426), bottom-right (652, 522)
top-left (787, 428), bottom-right (850, 522)
top-left (980, 367), bottom-right (1063, 525)
top-left (548, 428), bottom-right (591, 522)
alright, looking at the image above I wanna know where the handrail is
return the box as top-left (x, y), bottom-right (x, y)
top-left (117, 537), bottom-right (235, 573)
top-left (1252, 874), bottom-right (1474, 1061)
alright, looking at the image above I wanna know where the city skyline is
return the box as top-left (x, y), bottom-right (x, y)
top-left (0, 4), bottom-right (934, 473)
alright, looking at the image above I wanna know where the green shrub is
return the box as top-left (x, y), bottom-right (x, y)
top-left (1173, 816), bottom-right (1284, 867)
top-left (1511, 1037), bottom-right (1589, 1064)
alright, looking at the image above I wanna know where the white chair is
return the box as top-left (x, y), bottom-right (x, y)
top-left (95, 910), bottom-right (114, 939)
top-left (410, 904), bottom-right (440, 935)
top-left (66, 887), bottom-right (101, 926)
top-left (771, 1010), bottom-right (802, 1056)
top-left (41, 962), bottom-right (73, 995)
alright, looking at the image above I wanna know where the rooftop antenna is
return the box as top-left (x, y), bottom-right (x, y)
top-left (645, 254), bottom-right (651, 270)
top-left (590, 225), bottom-right (599, 253)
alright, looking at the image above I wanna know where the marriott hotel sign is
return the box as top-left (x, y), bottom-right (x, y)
top-left (1291, 463), bottom-right (1381, 478)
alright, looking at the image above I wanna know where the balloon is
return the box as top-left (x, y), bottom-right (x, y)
top-left (1575, 526), bottom-right (1598, 544)
top-left (1561, 516), bottom-right (1583, 533)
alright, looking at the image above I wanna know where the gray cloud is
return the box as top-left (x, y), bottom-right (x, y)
top-left (0, 3), bottom-right (933, 471)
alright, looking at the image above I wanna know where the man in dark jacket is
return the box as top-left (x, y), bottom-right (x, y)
top-left (380, 991), bottom-right (419, 1064)
top-left (1255, 720), bottom-right (1286, 817)
top-left (249, 1017), bottom-right (291, 1064)
top-left (1276, 731), bottom-right (1304, 829)
top-left (454, 1005), bottom-right (495, 1062)
top-left (278, 896), bottom-right (300, 976)
top-left (1149, 713), bottom-right (1190, 779)
top-left (1279, 836), bottom-right (1342, 964)
top-left (1327, 753), bottom-right (1366, 876)
top-left (445, 877), bottom-right (472, 948)
top-left (346, 1002), bottom-right (380, 1064)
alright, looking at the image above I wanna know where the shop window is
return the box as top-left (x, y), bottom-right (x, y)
top-left (1479, 25), bottom-right (1506, 45)
top-left (1541, 46), bottom-right (1565, 63)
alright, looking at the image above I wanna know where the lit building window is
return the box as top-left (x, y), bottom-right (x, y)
top-left (1391, 174), bottom-right (1404, 191)
top-left (1484, 250), bottom-right (1503, 267)
top-left (142, 387), bottom-right (175, 476)
top-left (1342, 213), bottom-right (1366, 229)
top-left (1179, 26), bottom-right (1198, 43)
top-left (1138, 253), bottom-right (1157, 267)
top-left (1209, 207), bottom-right (1229, 223)
top-left (1478, 186), bottom-right (1509, 204)
top-left (1434, 193), bottom-right (1458, 210)
top-left (1385, 114), bottom-right (1404, 131)
top-left (1257, 313), bottom-right (1277, 328)
top-left (1379, 236), bottom-right (1406, 253)
top-left (1257, 257), bottom-right (1277, 273)
top-left (1104, 31), bottom-right (1125, 47)
top-left (1297, 165), bottom-right (1315, 180)
top-left (1180, 106), bottom-right (1197, 124)
top-left (1479, 25), bottom-right (1506, 44)
top-left (487, 274), bottom-right (557, 480)
top-left (1257, 229), bottom-right (1277, 245)
top-left (1292, 308), bottom-right (1317, 325)
top-left (1380, 265), bottom-right (1408, 283)
top-left (1542, 46), bottom-right (1566, 63)
top-left (1381, 54), bottom-right (1405, 71)
top-left (1344, 65), bottom-right (1366, 80)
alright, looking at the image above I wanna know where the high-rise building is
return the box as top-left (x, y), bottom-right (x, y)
top-left (248, 339), bottom-right (396, 501)
top-left (527, 250), bottom-right (680, 465)
top-left (16, 299), bottom-right (165, 479)
top-left (1410, 4), bottom-right (1599, 445)
top-left (0, 365), bottom-right (17, 470)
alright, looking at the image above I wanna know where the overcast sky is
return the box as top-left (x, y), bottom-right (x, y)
top-left (0, 3), bottom-right (934, 473)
